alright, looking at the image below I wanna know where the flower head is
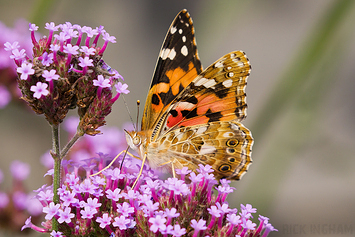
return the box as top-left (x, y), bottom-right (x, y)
top-left (7, 21), bottom-right (124, 132)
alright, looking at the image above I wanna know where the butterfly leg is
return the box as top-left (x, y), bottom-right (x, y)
top-left (132, 152), bottom-right (147, 189)
top-left (156, 160), bottom-right (176, 178)
top-left (90, 149), bottom-right (136, 177)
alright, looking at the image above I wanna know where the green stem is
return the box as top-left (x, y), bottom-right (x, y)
top-left (60, 129), bottom-right (84, 159)
top-left (51, 124), bottom-right (60, 231)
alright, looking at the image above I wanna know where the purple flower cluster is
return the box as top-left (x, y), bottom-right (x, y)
top-left (0, 19), bottom-right (34, 108)
top-left (22, 156), bottom-right (277, 237)
top-left (0, 160), bottom-right (43, 232)
top-left (4, 21), bottom-right (128, 134)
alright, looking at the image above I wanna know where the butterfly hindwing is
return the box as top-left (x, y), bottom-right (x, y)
top-left (152, 121), bottom-right (253, 180)
top-left (142, 9), bottom-right (202, 131)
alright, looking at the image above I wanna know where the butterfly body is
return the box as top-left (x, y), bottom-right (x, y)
top-left (125, 9), bottom-right (253, 181)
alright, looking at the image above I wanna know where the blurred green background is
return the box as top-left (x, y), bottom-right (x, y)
top-left (0, 0), bottom-right (355, 236)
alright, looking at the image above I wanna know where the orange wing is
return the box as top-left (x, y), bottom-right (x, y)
top-left (141, 9), bottom-right (202, 132)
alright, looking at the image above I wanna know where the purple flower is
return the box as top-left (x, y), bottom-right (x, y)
top-left (149, 215), bottom-right (167, 233)
top-left (262, 223), bottom-right (278, 237)
top-left (79, 179), bottom-right (97, 194)
top-left (54, 32), bottom-right (70, 49)
top-left (21, 216), bottom-right (48, 232)
top-left (85, 197), bottom-right (102, 209)
top-left (43, 202), bottom-right (60, 220)
top-left (165, 207), bottom-right (180, 219)
top-left (4, 41), bottom-right (20, 51)
top-left (116, 202), bottom-right (134, 217)
top-left (16, 62), bottom-right (34, 80)
top-left (0, 85), bottom-right (11, 109)
top-left (191, 219), bottom-right (207, 237)
top-left (80, 46), bottom-right (96, 56)
top-left (60, 191), bottom-right (78, 206)
top-left (96, 213), bottom-right (112, 228)
top-left (50, 230), bottom-right (64, 237)
top-left (176, 167), bottom-right (191, 180)
top-left (40, 52), bottom-right (54, 66)
top-left (170, 224), bottom-right (186, 237)
top-left (241, 203), bottom-right (257, 214)
top-left (27, 198), bottom-right (43, 216)
top-left (10, 160), bottom-right (30, 180)
top-left (57, 207), bottom-right (75, 224)
top-left (93, 75), bottom-right (111, 88)
top-left (45, 22), bottom-right (59, 32)
top-left (216, 202), bottom-right (231, 215)
top-left (171, 180), bottom-right (190, 195)
top-left (113, 215), bottom-right (130, 230)
top-left (63, 44), bottom-right (79, 55)
top-left (227, 213), bottom-right (242, 225)
top-left (10, 48), bottom-right (26, 61)
top-left (13, 191), bottom-right (28, 210)
top-left (42, 69), bottom-right (59, 81)
top-left (30, 82), bottom-right (49, 99)
top-left (49, 44), bottom-right (60, 52)
top-left (189, 172), bottom-right (203, 183)
top-left (78, 56), bottom-right (93, 73)
top-left (208, 205), bottom-right (222, 218)
top-left (21, 216), bottom-right (33, 231)
top-left (196, 164), bottom-right (214, 175)
top-left (0, 192), bottom-right (9, 208)
top-left (115, 82), bottom-right (129, 94)
top-left (98, 32), bottom-right (116, 55)
top-left (80, 206), bottom-right (97, 219)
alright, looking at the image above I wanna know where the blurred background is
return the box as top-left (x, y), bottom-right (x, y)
top-left (0, 0), bottom-right (354, 236)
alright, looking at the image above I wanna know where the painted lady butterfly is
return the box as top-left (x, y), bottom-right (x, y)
top-left (125, 9), bottom-right (253, 182)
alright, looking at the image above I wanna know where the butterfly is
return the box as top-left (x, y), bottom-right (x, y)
top-left (125, 9), bottom-right (253, 183)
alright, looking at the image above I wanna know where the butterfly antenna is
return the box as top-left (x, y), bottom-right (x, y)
top-left (120, 145), bottom-right (130, 171)
top-left (136, 100), bottom-right (140, 132)
top-left (121, 94), bottom-right (136, 131)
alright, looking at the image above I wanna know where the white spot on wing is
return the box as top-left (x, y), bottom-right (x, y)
top-left (214, 60), bottom-right (224, 68)
top-left (194, 77), bottom-right (209, 86)
top-left (181, 45), bottom-right (188, 56)
top-left (160, 48), bottom-right (169, 60)
top-left (175, 101), bottom-right (195, 110)
top-left (196, 126), bottom-right (207, 135)
top-left (160, 48), bottom-right (177, 60)
top-left (168, 48), bottom-right (176, 60)
top-left (203, 79), bottom-right (217, 88)
top-left (223, 79), bottom-right (233, 88)
top-left (182, 36), bottom-right (186, 42)
top-left (230, 123), bottom-right (239, 131)
top-left (223, 132), bottom-right (234, 137)
top-left (170, 26), bottom-right (177, 34)
top-left (199, 145), bottom-right (216, 155)
top-left (179, 29), bottom-right (183, 34)
top-left (194, 77), bottom-right (217, 88)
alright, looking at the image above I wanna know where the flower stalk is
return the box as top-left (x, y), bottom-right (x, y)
top-left (5, 21), bottom-right (128, 233)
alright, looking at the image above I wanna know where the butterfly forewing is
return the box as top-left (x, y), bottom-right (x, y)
top-left (156, 51), bottom-right (251, 138)
top-left (142, 9), bottom-right (202, 131)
